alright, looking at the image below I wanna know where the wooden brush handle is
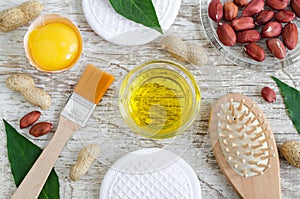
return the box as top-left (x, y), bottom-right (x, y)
top-left (11, 116), bottom-right (78, 199)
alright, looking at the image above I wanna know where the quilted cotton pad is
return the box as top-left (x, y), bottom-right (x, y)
top-left (82, 0), bottom-right (181, 46)
top-left (99, 148), bottom-right (202, 199)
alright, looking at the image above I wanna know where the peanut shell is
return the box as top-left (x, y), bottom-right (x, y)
top-left (0, 9), bottom-right (26, 32)
top-left (19, 0), bottom-right (44, 21)
top-left (69, 144), bottom-right (100, 181)
top-left (6, 74), bottom-right (35, 92)
top-left (186, 44), bottom-right (208, 66)
top-left (281, 141), bottom-right (300, 168)
top-left (161, 35), bottom-right (187, 61)
top-left (22, 87), bottom-right (51, 110)
top-left (0, 0), bottom-right (43, 32)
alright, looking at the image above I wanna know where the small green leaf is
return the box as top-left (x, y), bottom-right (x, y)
top-left (109, 0), bottom-right (163, 34)
top-left (3, 119), bottom-right (59, 199)
top-left (271, 76), bottom-right (300, 134)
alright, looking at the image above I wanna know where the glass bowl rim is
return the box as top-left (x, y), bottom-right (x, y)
top-left (118, 59), bottom-right (201, 139)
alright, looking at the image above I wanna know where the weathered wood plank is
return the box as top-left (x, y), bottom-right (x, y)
top-left (0, 0), bottom-right (300, 198)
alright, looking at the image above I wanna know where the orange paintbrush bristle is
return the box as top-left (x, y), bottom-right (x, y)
top-left (74, 64), bottom-right (114, 104)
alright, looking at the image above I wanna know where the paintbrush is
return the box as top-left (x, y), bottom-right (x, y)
top-left (11, 64), bottom-right (114, 199)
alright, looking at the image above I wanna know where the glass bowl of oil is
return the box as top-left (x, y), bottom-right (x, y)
top-left (119, 59), bottom-right (201, 139)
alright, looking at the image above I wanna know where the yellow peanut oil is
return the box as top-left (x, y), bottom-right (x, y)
top-left (126, 68), bottom-right (196, 138)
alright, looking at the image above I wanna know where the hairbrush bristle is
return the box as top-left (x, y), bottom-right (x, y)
top-left (217, 98), bottom-right (275, 177)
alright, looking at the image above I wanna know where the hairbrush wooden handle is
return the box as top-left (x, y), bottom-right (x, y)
top-left (11, 116), bottom-right (78, 199)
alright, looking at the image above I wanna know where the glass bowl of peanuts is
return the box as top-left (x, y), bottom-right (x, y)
top-left (200, 0), bottom-right (300, 71)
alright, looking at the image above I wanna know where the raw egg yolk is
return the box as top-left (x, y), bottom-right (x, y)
top-left (28, 22), bottom-right (80, 71)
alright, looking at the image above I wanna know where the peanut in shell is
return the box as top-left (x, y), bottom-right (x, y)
top-left (281, 141), bottom-right (300, 168)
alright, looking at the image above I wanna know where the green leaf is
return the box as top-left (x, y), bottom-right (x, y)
top-left (109, 0), bottom-right (163, 34)
top-left (3, 119), bottom-right (59, 199)
top-left (271, 76), bottom-right (300, 134)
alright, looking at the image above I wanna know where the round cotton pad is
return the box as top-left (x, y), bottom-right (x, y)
top-left (82, 0), bottom-right (181, 46)
top-left (99, 148), bottom-right (202, 199)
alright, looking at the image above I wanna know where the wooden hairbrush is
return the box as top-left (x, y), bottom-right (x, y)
top-left (209, 93), bottom-right (281, 199)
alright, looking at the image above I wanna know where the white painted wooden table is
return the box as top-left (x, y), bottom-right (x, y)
top-left (1, 0), bottom-right (300, 198)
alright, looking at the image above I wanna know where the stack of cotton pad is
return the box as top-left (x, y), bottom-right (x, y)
top-left (82, 0), bottom-right (181, 46)
top-left (99, 148), bottom-right (202, 199)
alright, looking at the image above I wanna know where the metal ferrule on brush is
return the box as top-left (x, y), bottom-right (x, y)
top-left (60, 93), bottom-right (96, 127)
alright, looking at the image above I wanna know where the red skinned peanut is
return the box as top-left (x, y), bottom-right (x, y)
top-left (208, 0), bottom-right (223, 22)
top-left (244, 43), bottom-right (265, 62)
top-left (275, 10), bottom-right (296, 23)
top-left (261, 87), bottom-right (276, 103)
top-left (256, 10), bottom-right (274, 25)
top-left (282, 23), bottom-right (299, 50)
top-left (266, 38), bottom-right (286, 59)
top-left (266, 0), bottom-right (289, 10)
top-left (242, 0), bottom-right (264, 17)
top-left (231, 17), bottom-right (255, 31)
top-left (261, 22), bottom-right (282, 38)
top-left (217, 22), bottom-right (236, 46)
top-left (237, 30), bottom-right (261, 43)
top-left (223, 1), bottom-right (239, 21)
